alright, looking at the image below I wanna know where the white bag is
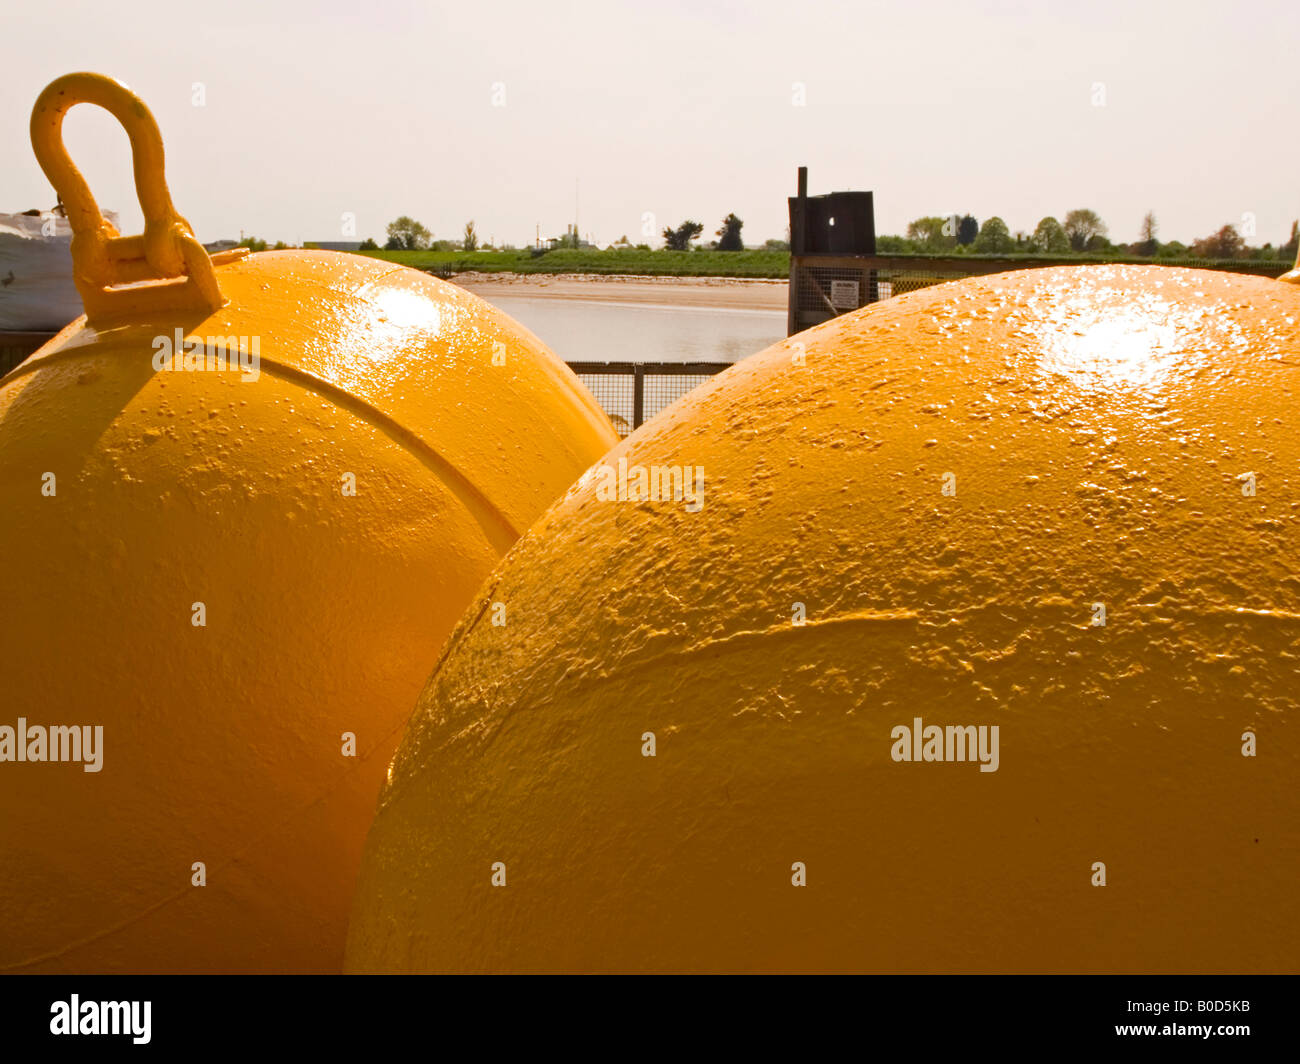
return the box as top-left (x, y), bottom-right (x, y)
top-left (0, 210), bottom-right (121, 332)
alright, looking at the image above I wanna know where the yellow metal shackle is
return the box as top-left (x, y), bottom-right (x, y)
top-left (1280, 216), bottom-right (1299, 284)
top-left (30, 72), bottom-right (245, 324)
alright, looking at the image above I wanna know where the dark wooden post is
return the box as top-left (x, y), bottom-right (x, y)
top-left (787, 166), bottom-right (807, 336)
top-left (632, 363), bottom-right (645, 428)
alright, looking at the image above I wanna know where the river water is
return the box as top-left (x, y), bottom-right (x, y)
top-left (486, 295), bottom-right (787, 365)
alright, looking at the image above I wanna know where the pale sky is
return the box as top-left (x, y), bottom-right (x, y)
top-left (4, 0), bottom-right (1297, 249)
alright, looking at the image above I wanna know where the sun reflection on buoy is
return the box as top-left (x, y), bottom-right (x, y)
top-left (1023, 289), bottom-right (1218, 391)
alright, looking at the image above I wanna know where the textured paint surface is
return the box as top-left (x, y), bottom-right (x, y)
top-left (347, 265), bottom-right (1299, 974)
top-left (0, 250), bottom-right (617, 973)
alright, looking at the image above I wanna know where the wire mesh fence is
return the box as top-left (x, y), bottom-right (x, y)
top-left (0, 334), bottom-right (47, 378)
top-left (567, 361), bottom-right (732, 439)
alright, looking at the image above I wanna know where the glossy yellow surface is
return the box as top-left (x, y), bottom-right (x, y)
top-left (0, 247), bottom-right (617, 973)
top-left (347, 265), bottom-right (1300, 973)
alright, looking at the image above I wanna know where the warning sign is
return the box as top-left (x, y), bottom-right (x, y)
top-left (830, 280), bottom-right (860, 310)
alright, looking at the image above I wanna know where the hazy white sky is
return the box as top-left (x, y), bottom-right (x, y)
top-left (4, 0), bottom-right (1297, 249)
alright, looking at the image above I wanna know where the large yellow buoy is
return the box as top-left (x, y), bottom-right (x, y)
top-left (348, 264), bottom-right (1300, 973)
top-left (0, 73), bottom-right (617, 973)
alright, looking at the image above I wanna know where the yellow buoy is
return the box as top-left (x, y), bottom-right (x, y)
top-left (0, 73), bottom-right (616, 973)
top-left (347, 264), bottom-right (1300, 973)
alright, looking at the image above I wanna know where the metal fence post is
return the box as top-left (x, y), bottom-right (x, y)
top-left (633, 363), bottom-right (645, 429)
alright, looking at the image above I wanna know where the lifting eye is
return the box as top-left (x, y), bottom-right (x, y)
top-left (29, 71), bottom-right (245, 325)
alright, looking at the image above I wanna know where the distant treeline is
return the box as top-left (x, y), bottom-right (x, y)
top-left (243, 208), bottom-right (1297, 276)
top-left (887, 210), bottom-right (1299, 262)
top-left (357, 248), bottom-right (792, 277)
top-left (353, 246), bottom-right (1294, 281)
